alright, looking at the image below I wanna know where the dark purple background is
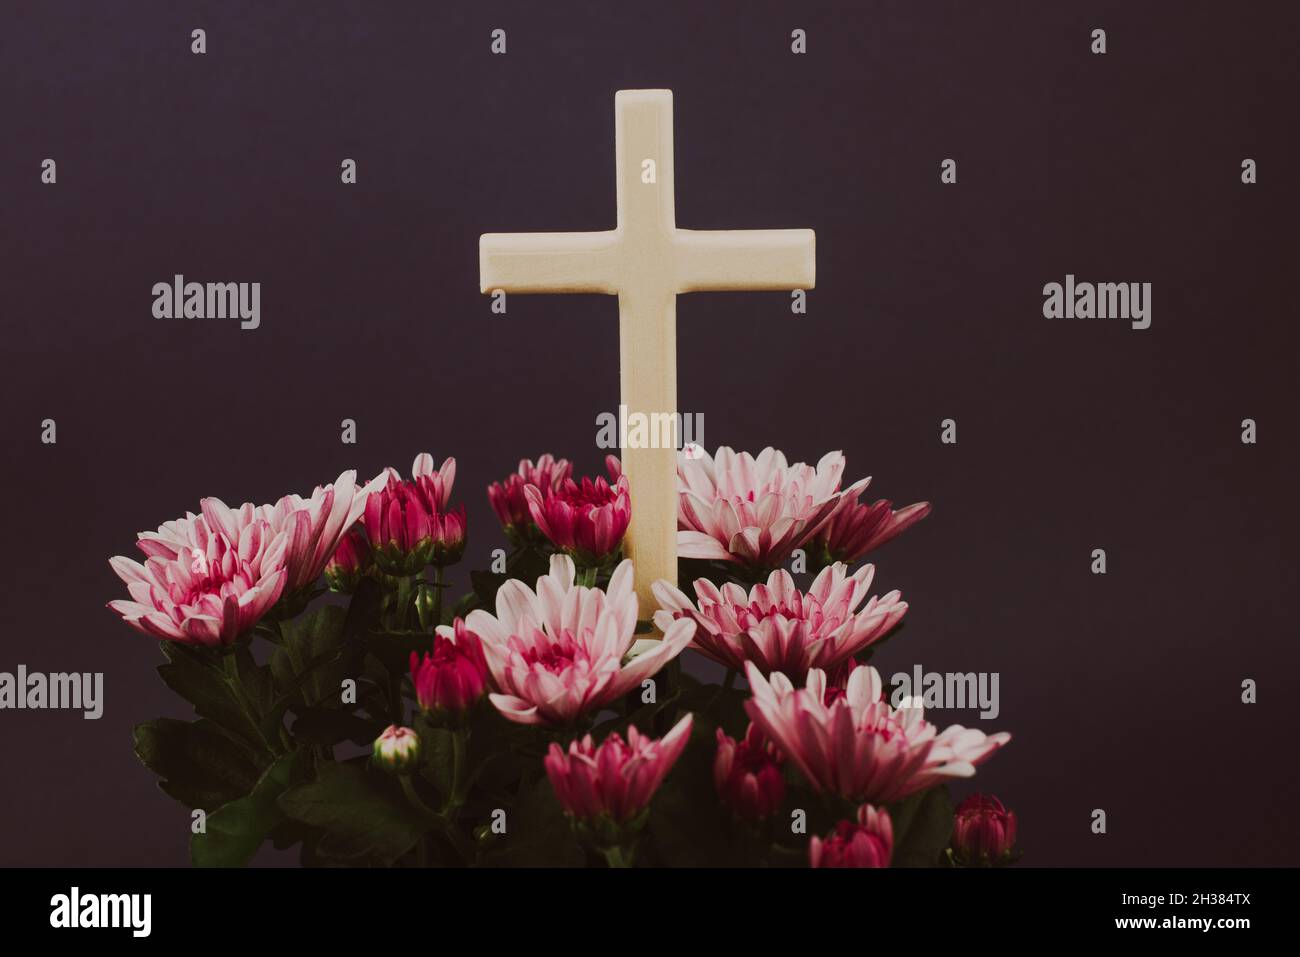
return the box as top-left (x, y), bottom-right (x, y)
top-left (1, 0), bottom-right (1296, 866)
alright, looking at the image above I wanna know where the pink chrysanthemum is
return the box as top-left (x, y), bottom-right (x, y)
top-left (545, 715), bottom-right (693, 824)
top-left (714, 724), bottom-right (785, 821)
top-left (488, 454), bottom-right (573, 543)
top-left (413, 619), bottom-right (491, 715)
top-left (108, 513), bottom-right (288, 646)
top-left (676, 446), bottom-right (868, 571)
top-left (525, 466), bottom-right (631, 565)
top-left (744, 662), bottom-right (1010, 804)
top-left (363, 454), bottom-right (465, 573)
top-left (652, 562), bottom-right (906, 682)
top-left (324, 527), bottom-right (373, 593)
top-left (139, 469), bottom-right (377, 597)
top-left (812, 496), bottom-right (931, 566)
top-left (951, 793), bottom-right (1018, 864)
top-left (810, 804), bottom-right (894, 868)
top-left (464, 555), bottom-right (694, 726)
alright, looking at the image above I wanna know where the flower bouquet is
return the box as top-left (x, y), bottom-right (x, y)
top-left (110, 446), bottom-right (1015, 867)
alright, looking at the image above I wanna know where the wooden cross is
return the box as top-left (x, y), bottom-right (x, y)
top-left (480, 89), bottom-right (815, 618)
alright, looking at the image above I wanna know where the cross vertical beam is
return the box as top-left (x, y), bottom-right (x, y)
top-left (479, 89), bottom-right (815, 621)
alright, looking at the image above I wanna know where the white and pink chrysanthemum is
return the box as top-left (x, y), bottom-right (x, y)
top-left (545, 714), bottom-right (693, 824)
top-left (652, 562), bottom-right (906, 682)
top-left (463, 555), bottom-right (695, 726)
top-left (108, 512), bottom-right (288, 646)
top-left (676, 446), bottom-right (868, 571)
top-left (488, 454), bottom-right (573, 541)
top-left (744, 662), bottom-right (1010, 804)
top-left (812, 496), bottom-right (931, 566)
top-left (139, 469), bottom-right (377, 596)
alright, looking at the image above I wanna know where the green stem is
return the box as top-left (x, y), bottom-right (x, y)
top-left (222, 651), bottom-right (241, 684)
top-left (222, 652), bottom-right (282, 756)
top-left (601, 844), bottom-right (633, 868)
top-left (432, 565), bottom-right (445, 626)
top-left (400, 775), bottom-right (444, 826)
top-left (395, 575), bottom-right (414, 630)
top-left (576, 565), bottom-right (598, 588)
top-left (447, 727), bottom-right (470, 808)
top-left (401, 776), bottom-right (474, 865)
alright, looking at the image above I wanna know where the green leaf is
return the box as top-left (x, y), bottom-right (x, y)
top-left (888, 785), bottom-right (954, 867)
top-left (363, 628), bottom-right (433, 675)
top-left (235, 643), bottom-right (282, 744)
top-left (191, 750), bottom-right (303, 867)
top-left (290, 707), bottom-right (384, 747)
top-left (344, 577), bottom-right (384, 642)
top-left (469, 570), bottom-right (508, 610)
top-left (278, 762), bottom-right (426, 866)
top-left (477, 777), bottom-right (584, 867)
top-left (156, 642), bottom-right (269, 754)
top-left (270, 604), bottom-right (352, 710)
top-left (133, 718), bottom-right (267, 809)
top-left (647, 718), bottom-right (736, 866)
top-left (449, 590), bottom-right (479, 619)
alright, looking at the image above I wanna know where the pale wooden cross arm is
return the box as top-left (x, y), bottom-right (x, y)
top-left (480, 231), bottom-right (620, 294)
top-left (672, 228), bottom-right (815, 293)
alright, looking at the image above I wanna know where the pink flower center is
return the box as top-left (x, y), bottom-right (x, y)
top-left (556, 478), bottom-right (619, 510)
top-left (168, 547), bottom-right (255, 609)
top-left (521, 632), bottom-right (586, 674)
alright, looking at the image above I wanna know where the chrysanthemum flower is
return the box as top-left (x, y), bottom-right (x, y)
top-left (676, 446), bottom-right (868, 572)
top-left (324, 527), bottom-right (373, 593)
top-left (744, 662), bottom-right (1010, 804)
top-left (412, 619), bottom-right (491, 715)
top-left (714, 724), bottom-right (785, 821)
top-left (524, 467), bottom-right (631, 567)
top-left (140, 469), bottom-right (376, 597)
top-left (488, 454), bottom-right (573, 544)
top-left (809, 804), bottom-right (894, 868)
top-left (951, 793), bottom-right (1018, 865)
top-left (544, 714), bottom-right (693, 824)
top-left (652, 562), bottom-right (906, 682)
top-left (811, 496), bottom-right (931, 566)
top-left (372, 725), bottom-right (421, 774)
top-left (108, 513), bottom-right (288, 646)
top-left (362, 454), bottom-right (465, 573)
top-left (410, 452), bottom-right (457, 507)
top-left (463, 555), bottom-right (694, 726)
